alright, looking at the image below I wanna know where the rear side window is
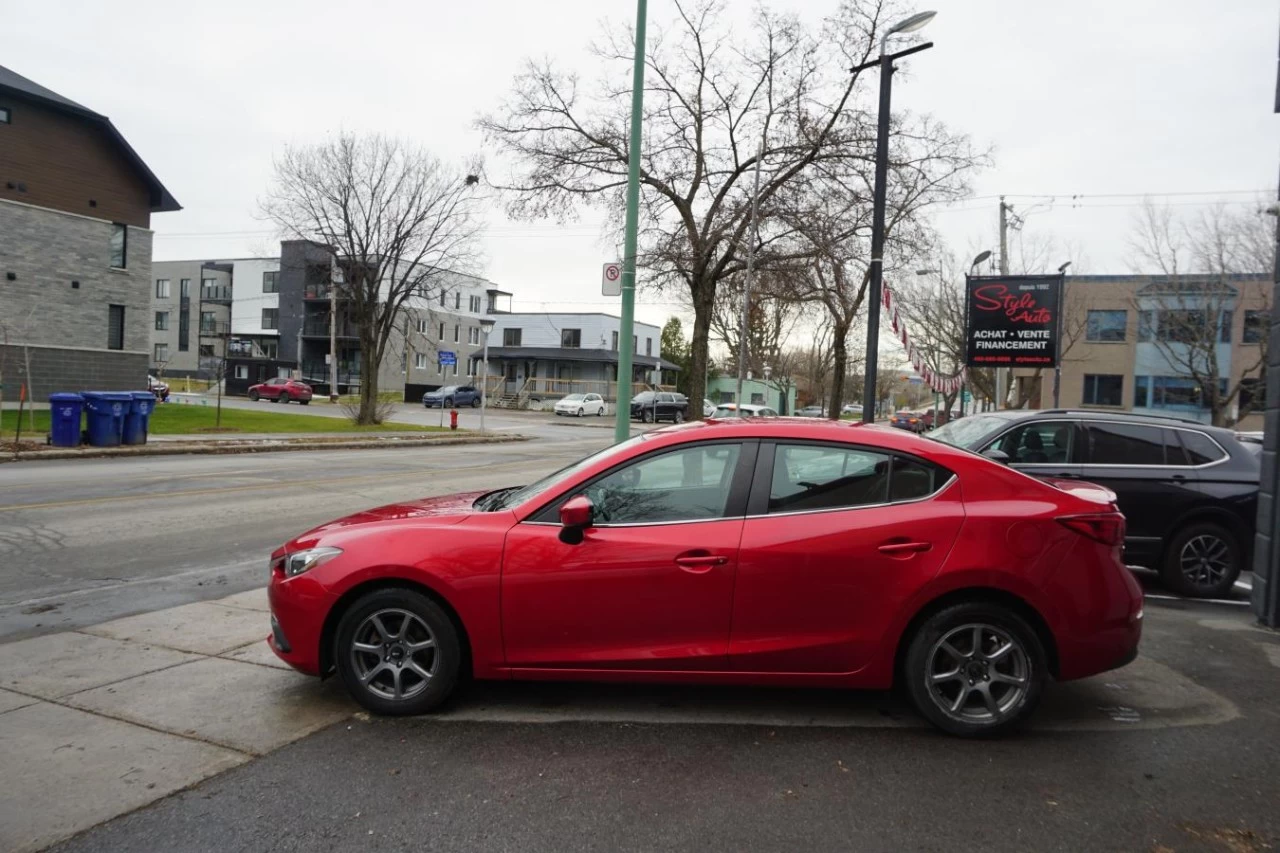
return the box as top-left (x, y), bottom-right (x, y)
top-left (1086, 422), bottom-right (1165, 465)
top-left (987, 421), bottom-right (1078, 464)
top-left (767, 444), bottom-right (948, 514)
top-left (1178, 430), bottom-right (1228, 465)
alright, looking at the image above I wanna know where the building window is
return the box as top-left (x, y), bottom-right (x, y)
top-left (415, 353), bottom-right (428, 369)
top-left (645, 337), bottom-right (652, 356)
top-left (180, 278), bottom-right (191, 299)
top-left (470, 295), bottom-right (482, 312)
top-left (154, 343), bottom-right (168, 363)
top-left (561, 328), bottom-right (581, 348)
top-left (612, 331), bottom-right (619, 351)
top-left (454, 324), bottom-right (460, 343)
top-left (261, 341), bottom-right (278, 359)
top-left (1220, 309), bottom-right (1233, 343)
top-left (1134, 375), bottom-right (1150, 408)
top-left (1082, 374), bottom-right (1123, 407)
top-left (109, 223), bottom-right (127, 268)
top-left (416, 318), bottom-right (428, 334)
top-left (263, 271), bottom-right (278, 293)
top-left (154, 311), bottom-right (169, 331)
top-left (107, 305), bottom-right (125, 350)
top-left (438, 322), bottom-right (446, 340)
top-left (469, 327), bottom-right (480, 345)
top-left (1141, 308), bottom-right (1207, 343)
top-left (200, 311), bottom-right (216, 333)
top-left (0, 107), bottom-right (10, 124)
top-left (440, 290), bottom-right (447, 307)
top-left (235, 365), bottom-right (249, 380)
top-left (504, 328), bottom-right (522, 347)
top-left (633, 335), bottom-right (638, 352)
top-left (262, 308), bottom-right (279, 330)
top-left (178, 312), bottom-right (189, 351)
top-left (199, 344), bottom-right (215, 357)
top-left (156, 279), bottom-right (171, 299)
top-left (1085, 310), bottom-right (1126, 342)
top-left (454, 292), bottom-right (461, 310)
top-left (1244, 310), bottom-right (1269, 344)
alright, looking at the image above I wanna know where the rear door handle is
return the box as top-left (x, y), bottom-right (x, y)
top-left (675, 554), bottom-right (728, 572)
top-left (878, 541), bottom-right (933, 555)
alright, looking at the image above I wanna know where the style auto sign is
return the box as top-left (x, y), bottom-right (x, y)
top-left (964, 275), bottom-right (1063, 368)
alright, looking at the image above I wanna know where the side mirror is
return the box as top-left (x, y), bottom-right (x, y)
top-left (982, 448), bottom-right (1011, 465)
top-left (558, 495), bottom-right (594, 544)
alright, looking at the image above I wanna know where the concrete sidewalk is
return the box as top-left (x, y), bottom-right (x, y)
top-left (1, 590), bottom-right (1268, 852)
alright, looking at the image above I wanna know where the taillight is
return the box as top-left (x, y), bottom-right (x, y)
top-left (1057, 513), bottom-right (1126, 546)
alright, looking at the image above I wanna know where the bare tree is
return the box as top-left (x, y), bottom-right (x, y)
top-left (261, 134), bottom-right (483, 424)
top-left (478, 0), bottom-right (959, 408)
top-left (1127, 202), bottom-right (1272, 426)
top-left (710, 268), bottom-right (810, 377)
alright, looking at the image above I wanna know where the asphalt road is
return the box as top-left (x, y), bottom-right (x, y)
top-left (50, 598), bottom-right (1280, 853)
top-left (0, 426), bottom-right (610, 641)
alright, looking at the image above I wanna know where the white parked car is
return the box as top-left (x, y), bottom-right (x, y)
top-left (702, 398), bottom-right (716, 418)
top-left (553, 392), bottom-right (606, 417)
top-left (712, 403), bottom-right (779, 418)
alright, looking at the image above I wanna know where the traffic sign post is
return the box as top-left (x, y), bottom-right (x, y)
top-left (437, 351), bottom-right (457, 428)
top-left (602, 262), bottom-right (622, 296)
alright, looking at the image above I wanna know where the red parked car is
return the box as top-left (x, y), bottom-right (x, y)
top-left (248, 377), bottom-right (313, 404)
top-left (267, 419), bottom-right (1142, 736)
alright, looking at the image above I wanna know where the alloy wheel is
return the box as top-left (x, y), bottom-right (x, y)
top-left (1179, 534), bottom-right (1232, 588)
top-left (925, 623), bottom-right (1030, 724)
top-left (349, 609), bottom-right (438, 701)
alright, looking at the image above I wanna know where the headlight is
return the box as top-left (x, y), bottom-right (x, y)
top-left (275, 546), bottom-right (343, 577)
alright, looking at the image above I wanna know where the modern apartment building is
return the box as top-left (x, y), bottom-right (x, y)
top-left (1012, 273), bottom-right (1269, 428)
top-left (0, 64), bottom-right (180, 398)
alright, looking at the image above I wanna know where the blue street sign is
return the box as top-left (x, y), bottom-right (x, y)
top-left (439, 350), bottom-right (457, 366)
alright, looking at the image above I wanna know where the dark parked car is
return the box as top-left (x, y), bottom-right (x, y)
top-left (423, 385), bottom-right (482, 408)
top-left (929, 409), bottom-right (1260, 598)
top-left (629, 391), bottom-right (689, 423)
top-left (248, 378), bottom-right (313, 404)
top-left (890, 410), bottom-right (933, 433)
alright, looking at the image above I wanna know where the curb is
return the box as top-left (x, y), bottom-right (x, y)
top-left (2, 433), bottom-right (529, 463)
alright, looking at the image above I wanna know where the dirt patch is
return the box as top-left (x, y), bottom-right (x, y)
top-left (1, 441), bottom-right (55, 454)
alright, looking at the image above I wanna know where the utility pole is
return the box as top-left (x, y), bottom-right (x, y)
top-left (329, 262), bottom-right (339, 402)
top-left (613, 0), bottom-right (648, 444)
top-left (996, 196), bottom-right (1011, 410)
top-left (735, 135), bottom-right (765, 418)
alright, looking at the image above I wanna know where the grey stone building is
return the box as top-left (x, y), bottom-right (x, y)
top-left (0, 64), bottom-right (180, 400)
top-left (149, 261), bottom-right (232, 378)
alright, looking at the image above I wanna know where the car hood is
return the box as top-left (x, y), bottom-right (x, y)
top-left (297, 490), bottom-right (486, 541)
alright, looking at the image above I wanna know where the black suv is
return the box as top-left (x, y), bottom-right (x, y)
top-left (629, 391), bottom-right (689, 423)
top-left (929, 409), bottom-right (1260, 598)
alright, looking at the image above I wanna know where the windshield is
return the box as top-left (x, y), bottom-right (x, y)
top-left (928, 414), bottom-right (1007, 449)
top-left (437, 386), bottom-right (457, 394)
top-left (562, 394), bottom-right (585, 401)
top-left (480, 435), bottom-right (647, 511)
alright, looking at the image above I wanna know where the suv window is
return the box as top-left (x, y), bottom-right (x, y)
top-left (986, 421), bottom-right (1078, 465)
top-left (768, 444), bottom-right (949, 514)
top-left (1178, 430), bottom-right (1228, 465)
top-left (580, 444), bottom-right (742, 524)
top-left (1085, 422), bottom-right (1166, 465)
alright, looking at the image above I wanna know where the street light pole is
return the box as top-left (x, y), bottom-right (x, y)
top-left (857, 11), bottom-right (936, 425)
top-left (1052, 261), bottom-right (1071, 408)
top-left (479, 318), bottom-right (494, 433)
top-left (613, 0), bottom-right (649, 444)
top-left (735, 135), bottom-right (766, 418)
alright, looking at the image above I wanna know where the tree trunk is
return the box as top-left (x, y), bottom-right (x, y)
top-left (358, 335), bottom-right (380, 425)
top-left (687, 281), bottom-right (715, 409)
top-left (827, 320), bottom-right (851, 419)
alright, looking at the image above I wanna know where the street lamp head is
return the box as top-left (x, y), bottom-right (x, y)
top-left (883, 10), bottom-right (937, 49)
top-left (970, 250), bottom-right (992, 270)
top-left (764, 365), bottom-right (772, 380)
top-left (1058, 261), bottom-right (1072, 273)
top-left (479, 317), bottom-right (495, 336)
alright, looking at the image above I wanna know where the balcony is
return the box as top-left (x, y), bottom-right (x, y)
top-left (301, 360), bottom-right (361, 384)
top-left (304, 284), bottom-right (347, 300)
top-left (201, 286), bottom-right (232, 303)
top-left (302, 317), bottom-right (359, 338)
top-left (199, 321), bottom-right (231, 336)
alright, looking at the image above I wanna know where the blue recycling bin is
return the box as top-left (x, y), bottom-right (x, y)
top-left (83, 391), bottom-right (131, 447)
top-left (48, 392), bottom-right (84, 447)
top-left (123, 391), bottom-right (154, 445)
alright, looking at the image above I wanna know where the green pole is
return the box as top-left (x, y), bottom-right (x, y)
top-left (614, 0), bottom-right (648, 444)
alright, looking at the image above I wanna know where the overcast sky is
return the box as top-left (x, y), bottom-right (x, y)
top-left (6, 0), bottom-right (1278, 330)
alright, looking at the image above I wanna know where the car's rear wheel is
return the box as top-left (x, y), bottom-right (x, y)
top-left (471, 397), bottom-right (481, 408)
top-left (577, 407), bottom-right (584, 417)
top-left (904, 601), bottom-right (1045, 737)
top-left (642, 410), bottom-right (653, 424)
top-left (334, 588), bottom-right (461, 716)
top-left (597, 405), bottom-right (604, 416)
top-left (673, 409), bottom-right (684, 423)
top-left (248, 390), bottom-right (259, 401)
top-left (1162, 522), bottom-right (1241, 598)
top-left (444, 398), bottom-right (454, 408)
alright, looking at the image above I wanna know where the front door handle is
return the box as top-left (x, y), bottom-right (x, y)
top-left (878, 541), bottom-right (933, 556)
top-left (675, 554), bottom-right (728, 572)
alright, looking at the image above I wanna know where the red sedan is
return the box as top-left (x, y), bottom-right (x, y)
top-left (248, 377), bottom-right (313, 404)
top-left (267, 419), bottom-right (1142, 736)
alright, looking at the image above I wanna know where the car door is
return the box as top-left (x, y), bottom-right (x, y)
top-left (502, 440), bottom-right (756, 671)
top-left (729, 441), bottom-right (964, 673)
top-left (985, 419), bottom-right (1085, 480)
top-left (1079, 421), bottom-right (1192, 564)
top-left (263, 378), bottom-right (284, 400)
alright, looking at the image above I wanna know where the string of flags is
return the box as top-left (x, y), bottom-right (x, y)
top-left (881, 283), bottom-right (967, 396)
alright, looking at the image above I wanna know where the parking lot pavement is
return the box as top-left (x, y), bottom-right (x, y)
top-left (4, 589), bottom-right (1278, 852)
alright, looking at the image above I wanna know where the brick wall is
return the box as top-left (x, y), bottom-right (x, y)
top-left (0, 343), bottom-right (148, 398)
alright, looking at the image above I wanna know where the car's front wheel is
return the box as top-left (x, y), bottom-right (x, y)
top-left (673, 409), bottom-right (684, 424)
top-left (248, 390), bottom-right (259, 401)
top-left (642, 409), bottom-right (653, 424)
top-left (471, 397), bottom-right (481, 408)
top-left (334, 588), bottom-right (462, 716)
top-left (577, 407), bottom-right (584, 417)
top-left (904, 601), bottom-right (1046, 737)
top-left (1162, 522), bottom-right (1241, 598)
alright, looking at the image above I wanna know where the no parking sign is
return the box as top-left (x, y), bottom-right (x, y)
top-left (602, 262), bottom-right (622, 297)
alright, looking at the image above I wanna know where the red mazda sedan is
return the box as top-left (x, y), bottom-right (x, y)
top-left (267, 419), bottom-right (1142, 736)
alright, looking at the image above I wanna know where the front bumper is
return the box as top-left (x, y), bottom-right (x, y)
top-left (267, 574), bottom-right (334, 676)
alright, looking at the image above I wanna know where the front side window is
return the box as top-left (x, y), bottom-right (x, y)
top-left (582, 443), bottom-right (743, 524)
top-left (1086, 422), bottom-right (1166, 466)
top-left (986, 421), bottom-right (1079, 465)
top-left (109, 223), bottom-right (127, 268)
top-left (154, 311), bottom-right (169, 331)
top-left (1086, 310), bottom-right (1126, 342)
top-left (1082, 374), bottom-right (1123, 406)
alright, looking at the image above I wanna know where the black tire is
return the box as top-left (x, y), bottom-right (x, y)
top-left (577, 407), bottom-right (584, 417)
top-left (248, 390), bottom-right (259, 401)
top-left (299, 399), bottom-right (310, 405)
top-left (642, 409), bottom-right (654, 424)
top-left (471, 397), bottom-right (481, 408)
top-left (334, 588), bottom-right (462, 716)
top-left (903, 601), bottom-right (1046, 738)
top-left (277, 394), bottom-right (288, 404)
top-left (443, 398), bottom-right (454, 408)
top-left (1161, 522), bottom-right (1241, 598)
top-left (597, 406), bottom-right (604, 417)
top-left (673, 409), bottom-right (685, 424)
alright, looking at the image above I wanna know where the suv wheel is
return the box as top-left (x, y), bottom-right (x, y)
top-left (642, 409), bottom-right (654, 424)
top-left (1162, 522), bottom-right (1241, 598)
top-left (673, 409), bottom-right (684, 423)
top-left (904, 601), bottom-right (1046, 737)
top-left (334, 588), bottom-right (461, 716)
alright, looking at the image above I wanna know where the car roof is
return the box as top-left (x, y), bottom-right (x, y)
top-left (964, 408), bottom-right (1237, 438)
